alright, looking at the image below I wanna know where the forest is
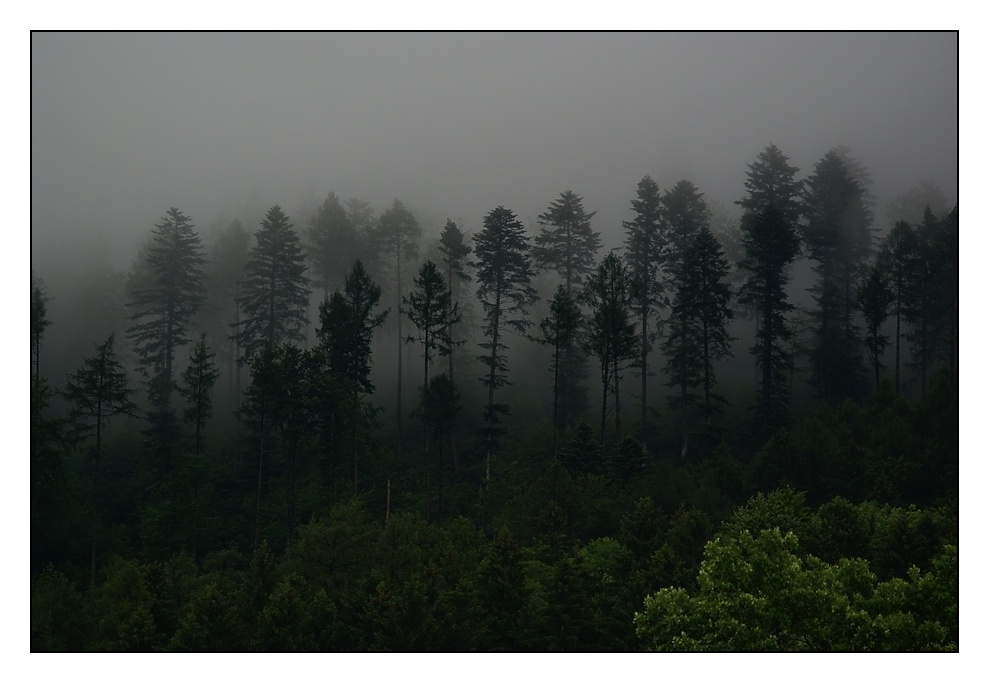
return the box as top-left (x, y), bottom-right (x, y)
top-left (30, 143), bottom-right (958, 652)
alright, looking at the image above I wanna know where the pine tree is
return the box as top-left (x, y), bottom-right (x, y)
top-left (438, 219), bottom-right (472, 472)
top-left (473, 206), bottom-right (537, 481)
top-left (622, 175), bottom-right (668, 453)
top-left (373, 199), bottom-right (421, 459)
top-left (316, 260), bottom-right (388, 495)
top-left (176, 334), bottom-right (219, 558)
top-left (583, 253), bottom-right (638, 452)
top-left (126, 207), bottom-right (207, 424)
top-left (875, 220), bottom-right (916, 394)
top-left (31, 272), bottom-right (52, 380)
top-left (208, 219), bottom-right (251, 398)
top-left (308, 192), bottom-right (359, 301)
top-left (533, 190), bottom-right (601, 294)
top-left (858, 261), bottom-right (894, 390)
top-left (802, 150), bottom-right (873, 406)
top-left (736, 145), bottom-right (803, 433)
top-left (539, 284), bottom-right (585, 455)
top-left (235, 205), bottom-right (311, 362)
top-left (63, 334), bottom-right (138, 585)
top-left (405, 259), bottom-right (459, 516)
top-left (661, 228), bottom-right (734, 456)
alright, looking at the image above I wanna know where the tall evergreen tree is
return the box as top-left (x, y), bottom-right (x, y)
top-left (31, 272), bottom-right (52, 380)
top-left (802, 150), bottom-right (873, 406)
top-left (176, 333), bottom-right (219, 559)
top-left (736, 145), bottom-right (803, 434)
top-left (126, 207), bottom-right (207, 427)
top-left (235, 205), bottom-right (311, 362)
top-left (661, 229), bottom-right (734, 456)
top-left (438, 219), bottom-right (472, 383)
top-left (373, 199), bottom-right (421, 459)
top-left (405, 259), bottom-right (459, 515)
top-left (662, 180), bottom-right (710, 275)
top-left (533, 190), bottom-right (601, 294)
top-left (308, 192), bottom-right (359, 301)
top-left (622, 175), bottom-right (668, 453)
top-left (858, 261), bottom-right (894, 390)
top-left (875, 220), bottom-right (916, 394)
top-left (583, 253), bottom-right (638, 452)
top-left (473, 206), bottom-right (537, 481)
top-left (539, 284), bottom-right (585, 456)
top-left (208, 219), bottom-right (251, 398)
top-left (316, 260), bottom-right (388, 495)
top-left (63, 334), bottom-right (138, 585)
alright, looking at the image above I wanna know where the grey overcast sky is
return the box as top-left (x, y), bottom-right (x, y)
top-left (31, 31), bottom-right (957, 271)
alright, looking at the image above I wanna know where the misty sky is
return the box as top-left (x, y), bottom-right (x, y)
top-left (31, 31), bottom-right (957, 273)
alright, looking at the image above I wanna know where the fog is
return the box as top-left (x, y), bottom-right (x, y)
top-left (32, 31), bottom-right (957, 274)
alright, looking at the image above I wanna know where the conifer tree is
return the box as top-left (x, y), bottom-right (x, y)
top-left (473, 206), bottom-right (537, 481)
top-left (438, 219), bottom-right (472, 382)
top-left (802, 150), bottom-right (873, 406)
top-left (63, 334), bottom-right (138, 585)
top-left (235, 205), bottom-right (311, 362)
top-left (177, 333), bottom-right (219, 558)
top-left (736, 145), bottom-right (803, 433)
top-left (584, 253), bottom-right (638, 451)
top-left (208, 219), bottom-right (251, 398)
top-left (533, 190), bottom-right (601, 294)
top-left (858, 261), bottom-right (894, 390)
top-left (31, 272), bottom-right (52, 380)
top-left (539, 284), bottom-right (585, 455)
top-left (316, 260), bottom-right (388, 495)
top-left (308, 192), bottom-right (359, 301)
top-left (126, 207), bottom-right (207, 430)
top-left (622, 175), bottom-right (668, 452)
top-left (373, 199), bottom-right (421, 459)
top-left (875, 220), bottom-right (916, 394)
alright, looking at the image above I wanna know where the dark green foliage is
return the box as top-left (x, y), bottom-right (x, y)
top-left (875, 220), bottom-right (916, 394)
top-left (533, 189), bottom-right (601, 294)
top-left (558, 422), bottom-right (601, 474)
top-left (438, 218), bottom-right (473, 383)
top-left (307, 191), bottom-right (359, 300)
top-left (31, 377), bottom-right (72, 571)
top-left (126, 207), bottom-right (207, 413)
top-left (473, 206), bottom-right (537, 479)
top-left (802, 150), bottom-right (873, 405)
top-left (405, 260), bottom-right (458, 390)
top-left (235, 205), bottom-right (311, 361)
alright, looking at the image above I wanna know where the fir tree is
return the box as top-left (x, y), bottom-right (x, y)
top-left (533, 189), bottom-right (601, 294)
top-left (473, 206), bottom-right (537, 481)
top-left (539, 284), bottom-right (585, 455)
top-left (235, 205), bottom-right (311, 362)
top-left (308, 192), bottom-right (359, 301)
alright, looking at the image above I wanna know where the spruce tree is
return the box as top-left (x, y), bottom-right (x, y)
top-left (176, 333), bottom-right (219, 558)
top-left (802, 150), bottom-right (873, 406)
top-left (31, 272), bottom-right (52, 380)
top-left (63, 334), bottom-right (137, 585)
top-left (208, 219), bottom-right (250, 398)
top-left (533, 189), bottom-right (601, 294)
top-left (539, 284), bottom-right (585, 455)
top-left (858, 261), bottom-right (894, 390)
top-left (438, 219), bottom-right (472, 382)
top-left (373, 199), bottom-right (421, 458)
top-left (583, 253), bottom-right (638, 452)
top-left (235, 205), bottom-right (311, 362)
top-left (473, 206), bottom-right (537, 481)
top-left (126, 207), bottom-right (206, 427)
top-left (622, 175), bottom-right (668, 453)
top-left (875, 220), bottom-right (916, 394)
top-left (736, 145), bottom-right (802, 433)
top-left (308, 192), bottom-right (359, 301)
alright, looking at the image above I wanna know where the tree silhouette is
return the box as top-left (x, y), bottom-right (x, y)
top-left (307, 192), bottom-right (359, 301)
top-left (373, 199), bottom-right (421, 459)
top-left (31, 272), bottom-right (52, 380)
top-left (858, 261), bottom-right (894, 390)
top-left (126, 207), bottom-right (206, 450)
top-left (875, 220), bottom-right (916, 394)
top-left (584, 253), bottom-right (638, 452)
top-left (533, 189), bottom-right (601, 295)
top-left (473, 206), bottom-right (537, 481)
top-left (539, 284), bottom-right (585, 455)
top-left (622, 175), bottom-right (668, 454)
top-left (235, 205), bottom-right (311, 362)
top-left (438, 219), bottom-right (472, 472)
top-left (802, 150), bottom-right (873, 406)
top-left (63, 334), bottom-right (137, 585)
